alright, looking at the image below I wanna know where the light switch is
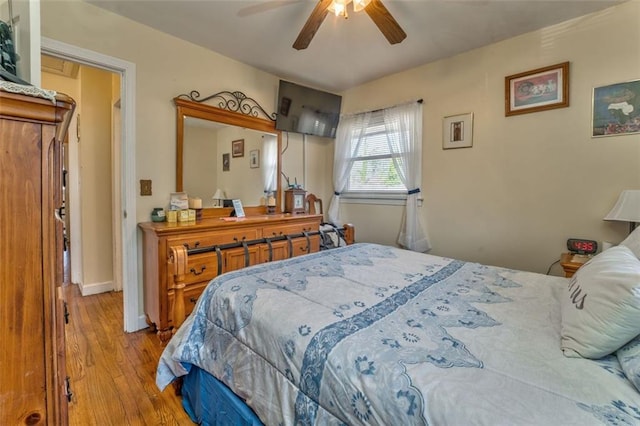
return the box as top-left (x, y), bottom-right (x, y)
top-left (140, 179), bottom-right (152, 196)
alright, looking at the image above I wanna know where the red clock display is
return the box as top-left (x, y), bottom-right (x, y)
top-left (567, 238), bottom-right (598, 254)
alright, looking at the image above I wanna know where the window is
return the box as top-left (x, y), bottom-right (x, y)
top-left (330, 101), bottom-right (429, 251)
top-left (342, 111), bottom-right (411, 200)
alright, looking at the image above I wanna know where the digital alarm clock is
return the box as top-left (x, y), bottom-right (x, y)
top-left (566, 238), bottom-right (598, 255)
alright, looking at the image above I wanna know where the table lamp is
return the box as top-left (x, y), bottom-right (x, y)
top-left (212, 188), bottom-right (226, 208)
top-left (604, 190), bottom-right (640, 234)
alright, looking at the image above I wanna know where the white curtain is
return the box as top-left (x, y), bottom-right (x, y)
top-left (262, 135), bottom-right (278, 194)
top-left (383, 102), bottom-right (430, 252)
top-left (327, 112), bottom-right (372, 225)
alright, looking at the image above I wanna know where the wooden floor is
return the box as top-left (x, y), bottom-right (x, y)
top-left (63, 282), bottom-right (194, 425)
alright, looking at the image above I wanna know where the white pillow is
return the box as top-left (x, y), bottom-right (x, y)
top-left (620, 226), bottom-right (640, 259)
top-left (560, 245), bottom-right (640, 359)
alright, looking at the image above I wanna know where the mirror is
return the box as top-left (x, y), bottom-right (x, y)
top-left (175, 96), bottom-right (282, 214)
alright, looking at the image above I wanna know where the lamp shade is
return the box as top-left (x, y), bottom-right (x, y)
top-left (212, 188), bottom-right (225, 200)
top-left (604, 190), bottom-right (640, 234)
top-left (604, 190), bottom-right (640, 222)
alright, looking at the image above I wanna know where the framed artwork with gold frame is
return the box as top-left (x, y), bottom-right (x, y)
top-left (505, 62), bottom-right (570, 116)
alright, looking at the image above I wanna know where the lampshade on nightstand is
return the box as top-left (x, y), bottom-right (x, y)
top-left (604, 190), bottom-right (640, 234)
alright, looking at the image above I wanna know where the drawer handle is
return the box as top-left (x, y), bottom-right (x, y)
top-left (65, 376), bottom-right (73, 402)
top-left (183, 242), bottom-right (200, 250)
top-left (64, 301), bottom-right (70, 324)
top-left (272, 231), bottom-right (283, 237)
top-left (190, 266), bottom-right (206, 276)
top-left (233, 236), bottom-right (246, 242)
top-left (189, 297), bottom-right (197, 304)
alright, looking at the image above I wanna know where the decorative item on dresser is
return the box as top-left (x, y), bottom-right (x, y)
top-left (139, 214), bottom-right (355, 343)
top-left (0, 87), bottom-right (75, 424)
top-left (284, 188), bottom-right (307, 215)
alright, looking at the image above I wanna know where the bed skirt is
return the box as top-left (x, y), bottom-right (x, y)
top-left (181, 365), bottom-right (263, 426)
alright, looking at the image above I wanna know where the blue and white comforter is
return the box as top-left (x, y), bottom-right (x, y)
top-left (157, 243), bottom-right (640, 425)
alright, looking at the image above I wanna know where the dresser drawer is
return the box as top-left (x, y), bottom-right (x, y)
top-left (291, 234), bottom-right (320, 257)
top-left (168, 282), bottom-right (208, 324)
top-left (168, 228), bottom-right (260, 251)
top-left (184, 251), bottom-right (222, 285)
top-left (262, 221), bottom-right (318, 239)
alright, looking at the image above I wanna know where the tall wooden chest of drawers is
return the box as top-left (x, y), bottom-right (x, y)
top-left (0, 89), bottom-right (75, 424)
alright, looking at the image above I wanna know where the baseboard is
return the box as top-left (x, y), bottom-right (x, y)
top-left (79, 280), bottom-right (114, 296)
top-left (136, 315), bottom-right (150, 332)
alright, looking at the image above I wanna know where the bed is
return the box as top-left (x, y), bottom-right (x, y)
top-left (157, 230), bottom-right (640, 425)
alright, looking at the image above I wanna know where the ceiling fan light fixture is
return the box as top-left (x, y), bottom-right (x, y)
top-left (328, 0), bottom-right (348, 17)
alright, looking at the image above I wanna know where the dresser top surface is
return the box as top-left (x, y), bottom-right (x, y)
top-left (138, 213), bottom-right (322, 235)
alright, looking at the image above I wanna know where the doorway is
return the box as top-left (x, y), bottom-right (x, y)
top-left (42, 57), bottom-right (118, 296)
top-left (41, 37), bottom-right (141, 333)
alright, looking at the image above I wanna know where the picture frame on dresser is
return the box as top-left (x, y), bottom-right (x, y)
top-left (505, 61), bottom-right (570, 116)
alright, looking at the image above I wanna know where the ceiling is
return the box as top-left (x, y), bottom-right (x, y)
top-left (88, 0), bottom-right (623, 93)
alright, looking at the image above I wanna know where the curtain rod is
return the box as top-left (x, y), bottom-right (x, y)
top-left (344, 98), bottom-right (423, 117)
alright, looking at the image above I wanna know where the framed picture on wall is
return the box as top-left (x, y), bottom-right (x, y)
top-left (249, 149), bottom-right (260, 168)
top-left (232, 139), bottom-right (244, 157)
top-left (222, 153), bottom-right (230, 171)
top-left (591, 79), bottom-right (640, 137)
top-left (505, 62), bottom-right (570, 116)
top-left (443, 113), bottom-right (473, 149)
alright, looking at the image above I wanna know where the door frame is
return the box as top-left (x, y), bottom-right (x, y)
top-left (41, 37), bottom-right (143, 332)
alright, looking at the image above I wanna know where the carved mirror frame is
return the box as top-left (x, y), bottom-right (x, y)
top-left (175, 91), bottom-right (282, 216)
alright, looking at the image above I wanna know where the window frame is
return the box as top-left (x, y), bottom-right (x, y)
top-left (340, 111), bottom-right (410, 203)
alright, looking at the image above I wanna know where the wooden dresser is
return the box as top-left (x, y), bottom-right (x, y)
top-left (139, 214), bottom-right (322, 342)
top-left (0, 90), bottom-right (75, 424)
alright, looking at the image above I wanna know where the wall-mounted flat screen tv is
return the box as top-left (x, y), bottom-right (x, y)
top-left (276, 80), bottom-right (342, 139)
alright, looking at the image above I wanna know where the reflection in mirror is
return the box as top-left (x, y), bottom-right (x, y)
top-left (183, 117), bottom-right (278, 207)
top-left (175, 95), bottom-right (282, 214)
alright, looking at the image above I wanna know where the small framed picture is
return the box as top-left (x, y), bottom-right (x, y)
top-left (505, 62), bottom-right (570, 116)
top-left (249, 149), bottom-right (260, 168)
top-left (232, 199), bottom-right (245, 218)
top-left (443, 113), bottom-right (473, 149)
top-left (232, 139), bottom-right (244, 157)
top-left (222, 153), bottom-right (230, 171)
top-left (592, 79), bottom-right (640, 137)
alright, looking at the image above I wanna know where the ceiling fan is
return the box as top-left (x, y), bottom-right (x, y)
top-left (292, 0), bottom-right (407, 50)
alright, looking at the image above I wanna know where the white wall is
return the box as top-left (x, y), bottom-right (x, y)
top-left (339, 1), bottom-right (640, 274)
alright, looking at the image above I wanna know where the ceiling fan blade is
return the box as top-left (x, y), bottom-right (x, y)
top-left (292, 0), bottom-right (333, 50)
top-left (364, 0), bottom-right (407, 45)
